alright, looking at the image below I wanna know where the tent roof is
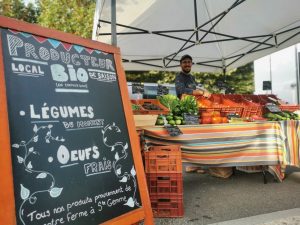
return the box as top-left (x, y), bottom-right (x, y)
top-left (95, 0), bottom-right (300, 72)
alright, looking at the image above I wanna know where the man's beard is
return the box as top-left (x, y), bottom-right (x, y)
top-left (182, 68), bottom-right (191, 73)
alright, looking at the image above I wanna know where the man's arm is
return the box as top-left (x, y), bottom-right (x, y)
top-left (192, 89), bottom-right (211, 98)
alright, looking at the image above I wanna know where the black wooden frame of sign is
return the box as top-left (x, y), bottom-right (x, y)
top-left (0, 16), bottom-right (153, 225)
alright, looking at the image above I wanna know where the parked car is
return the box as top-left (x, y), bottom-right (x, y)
top-left (127, 82), bottom-right (176, 99)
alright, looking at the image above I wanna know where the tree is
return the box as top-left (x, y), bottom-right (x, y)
top-left (125, 62), bottom-right (255, 94)
top-left (38, 0), bottom-right (95, 38)
top-left (0, 0), bottom-right (40, 23)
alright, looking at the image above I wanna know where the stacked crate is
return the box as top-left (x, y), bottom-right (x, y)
top-left (144, 145), bottom-right (183, 217)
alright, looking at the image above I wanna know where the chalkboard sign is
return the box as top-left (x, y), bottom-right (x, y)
top-left (157, 84), bottom-right (169, 96)
top-left (132, 82), bottom-right (144, 94)
top-left (183, 113), bottom-right (199, 125)
top-left (164, 125), bottom-right (182, 136)
top-left (265, 103), bottom-right (282, 113)
top-left (0, 16), bottom-right (153, 225)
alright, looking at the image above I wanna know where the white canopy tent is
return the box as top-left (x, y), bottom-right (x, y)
top-left (93, 0), bottom-right (300, 73)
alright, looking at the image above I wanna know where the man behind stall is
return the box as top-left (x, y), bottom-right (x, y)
top-left (175, 54), bottom-right (210, 99)
top-left (175, 54), bottom-right (210, 173)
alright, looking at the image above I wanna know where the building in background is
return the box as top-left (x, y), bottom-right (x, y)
top-left (254, 45), bottom-right (300, 104)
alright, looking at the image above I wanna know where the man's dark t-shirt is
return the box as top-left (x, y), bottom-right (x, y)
top-left (175, 72), bottom-right (198, 98)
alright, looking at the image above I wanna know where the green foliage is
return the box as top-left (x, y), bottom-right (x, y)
top-left (0, 0), bottom-right (40, 23)
top-left (38, 0), bottom-right (95, 38)
top-left (157, 94), bottom-right (180, 112)
top-left (126, 62), bottom-right (254, 94)
top-left (179, 95), bottom-right (198, 115)
top-left (0, 0), bottom-right (254, 90)
top-left (0, 0), bottom-right (95, 38)
top-left (126, 71), bottom-right (171, 83)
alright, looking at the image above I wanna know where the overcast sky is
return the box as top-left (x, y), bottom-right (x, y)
top-left (23, 0), bottom-right (35, 6)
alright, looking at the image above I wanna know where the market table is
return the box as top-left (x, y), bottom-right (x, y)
top-left (142, 120), bottom-right (300, 182)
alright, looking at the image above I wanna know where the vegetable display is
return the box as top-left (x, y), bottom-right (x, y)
top-left (157, 94), bottom-right (199, 125)
top-left (157, 94), bottom-right (180, 112)
top-left (263, 111), bottom-right (300, 121)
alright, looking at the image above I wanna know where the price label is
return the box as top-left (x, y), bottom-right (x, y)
top-left (164, 125), bottom-right (182, 136)
top-left (265, 103), bottom-right (282, 113)
top-left (183, 113), bottom-right (199, 125)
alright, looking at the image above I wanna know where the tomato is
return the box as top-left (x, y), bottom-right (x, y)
top-left (211, 116), bottom-right (222, 124)
top-left (211, 111), bottom-right (221, 117)
top-left (222, 117), bottom-right (228, 123)
top-left (201, 111), bottom-right (213, 117)
top-left (201, 116), bottom-right (212, 124)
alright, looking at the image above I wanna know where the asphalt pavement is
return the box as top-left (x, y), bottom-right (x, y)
top-left (154, 166), bottom-right (300, 225)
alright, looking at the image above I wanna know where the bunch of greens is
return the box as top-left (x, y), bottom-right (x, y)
top-left (179, 95), bottom-right (199, 115)
top-left (157, 94), bottom-right (180, 112)
top-left (158, 94), bottom-right (199, 116)
top-left (131, 104), bottom-right (141, 111)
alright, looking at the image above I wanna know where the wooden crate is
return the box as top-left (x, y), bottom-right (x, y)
top-left (133, 114), bottom-right (158, 127)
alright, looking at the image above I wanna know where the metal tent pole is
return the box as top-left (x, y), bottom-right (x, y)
top-left (269, 55), bottom-right (272, 95)
top-left (295, 45), bottom-right (300, 104)
top-left (111, 0), bottom-right (117, 46)
top-left (92, 0), bottom-right (102, 40)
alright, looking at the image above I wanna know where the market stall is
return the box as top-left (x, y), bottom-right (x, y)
top-left (142, 120), bottom-right (300, 182)
top-left (132, 94), bottom-right (300, 183)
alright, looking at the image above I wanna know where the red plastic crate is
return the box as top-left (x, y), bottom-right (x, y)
top-left (279, 105), bottom-right (300, 112)
top-left (150, 193), bottom-right (184, 218)
top-left (242, 105), bottom-right (263, 117)
top-left (210, 94), bottom-right (241, 107)
top-left (144, 145), bottom-right (182, 173)
top-left (131, 101), bottom-right (149, 115)
top-left (146, 172), bottom-right (183, 195)
top-left (197, 94), bottom-right (244, 117)
top-left (243, 94), bottom-right (267, 105)
top-left (199, 106), bottom-right (244, 117)
top-left (258, 94), bottom-right (279, 103)
top-left (221, 94), bottom-right (262, 117)
top-left (131, 99), bottom-right (170, 115)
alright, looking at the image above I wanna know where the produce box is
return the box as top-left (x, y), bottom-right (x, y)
top-left (222, 94), bottom-right (263, 117)
top-left (199, 106), bottom-right (244, 117)
top-left (144, 145), bottom-right (182, 173)
top-left (131, 99), bottom-right (170, 115)
top-left (197, 95), bottom-right (244, 117)
top-left (146, 172), bottom-right (183, 195)
top-left (279, 105), bottom-right (300, 112)
top-left (150, 193), bottom-right (184, 218)
top-left (133, 114), bottom-right (158, 127)
top-left (131, 103), bottom-right (148, 115)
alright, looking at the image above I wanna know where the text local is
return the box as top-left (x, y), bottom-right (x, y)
top-left (7, 34), bottom-right (115, 71)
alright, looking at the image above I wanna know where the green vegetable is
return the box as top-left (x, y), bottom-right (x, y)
top-left (179, 95), bottom-right (199, 115)
top-left (175, 119), bottom-right (182, 125)
top-left (156, 119), bottom-right (164, 125)
top-left (168, 120), bottom-right (176, 125)
top-left (166, 115), bottom-right (174, 121)
top-left (157, 94), bottom-right (180, 112)
top-left (132, 104), bottom-right (141, 111)
top-left (263, 111), bottom-right (300, 121)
